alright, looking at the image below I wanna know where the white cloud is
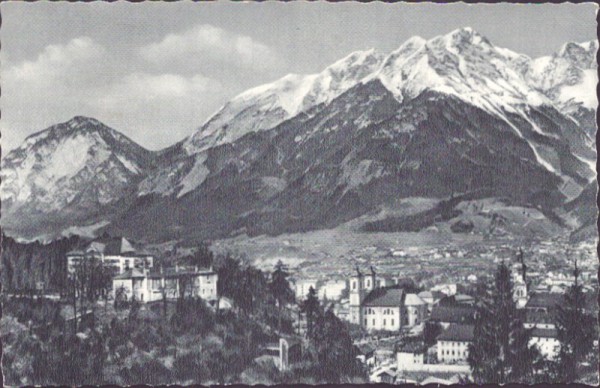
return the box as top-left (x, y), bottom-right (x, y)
top-left (2, 26), bottom-right (286, 152)
top-left (2, 37), bottom-right (228, 151)
top-left (140, 24), bottom-right (284, 73)
top-left (2, 37), bottom-right (112, 151)
top-left (7, 36), bottom-right (106, 85)
top-left (90, 72), bottom-right (226, 149)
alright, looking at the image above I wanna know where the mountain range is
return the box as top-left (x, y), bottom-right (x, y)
top-left (1, 28), bottom-right (597, 244)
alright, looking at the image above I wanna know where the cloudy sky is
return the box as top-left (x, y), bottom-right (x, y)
top-left (2, 2), bottom-right (597, 152)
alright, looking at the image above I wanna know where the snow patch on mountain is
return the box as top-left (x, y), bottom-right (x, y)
top-left (1, 116), bottom-right (151, 220)
top-left (177, 152), bottom-right (209, 198)
top-left (184, 49), bottom-right (385, 154)
top-left (558, 68), bottom-right (598, 110)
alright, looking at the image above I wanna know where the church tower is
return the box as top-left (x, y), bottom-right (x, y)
top-left (513, 248), bottom-right (529, 309)
top-left (349, 266), bottom-right (365, 325)
top-left (365, 266), bottom-right (377, 292)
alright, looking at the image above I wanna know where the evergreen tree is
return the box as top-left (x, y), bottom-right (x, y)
top-left (308, 306), bottom-right (366, 383)
top-left (468, 262), bottom-right (538, 384)
top-left (300, 286), bottom-right (321, 338)
top-left (269, 260), bottom-right (294, 332)
top-left (555, 258), bottom-right (596, 382)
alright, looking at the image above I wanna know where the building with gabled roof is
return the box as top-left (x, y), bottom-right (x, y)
top-left (362, 287), bottom-right (406, 331)
top-left (67, 236), bottom-right (153, 275)
top-left (112, 265), bottom-right (217, 303)
top-left (430, 305), bottom-right (476, 329)
top-left (436, 324), bottom-right (474, 364)
top-left (348, 266), bottom-right (426, 331)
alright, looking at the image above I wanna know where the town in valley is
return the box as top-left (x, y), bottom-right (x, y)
top-left (1, 2), bottom-right (598, 386)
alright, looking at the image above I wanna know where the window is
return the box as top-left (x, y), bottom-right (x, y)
top-left (364, 319), bottom-right (367, 326)
top-left (383, 319), bottom-right (386, 326)
top-left (391, 319), bottom-right (394, 326)
top-left (372, 319), bottom-right (375, 326)
top-left (353, 281), bottom-right (356, 290)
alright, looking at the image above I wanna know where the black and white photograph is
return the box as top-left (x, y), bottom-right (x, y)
top-left (1, 2), bottom-right (598, 385)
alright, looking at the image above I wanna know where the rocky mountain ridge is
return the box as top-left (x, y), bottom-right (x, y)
top-left (1, 28), bottom-right (596, 243)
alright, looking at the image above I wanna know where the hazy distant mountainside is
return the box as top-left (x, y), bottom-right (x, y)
top-left (2, 28), bottom-right (597, 243)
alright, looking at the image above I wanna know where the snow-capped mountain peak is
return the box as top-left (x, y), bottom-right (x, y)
top-left (528, 39), bottom-right (598, 113)
top-left (183, 48), bottom-right (385, 154)
top-left (376, 27), bottom-right (552, 115)
top-left (1, 117), bottom-right (154, 240)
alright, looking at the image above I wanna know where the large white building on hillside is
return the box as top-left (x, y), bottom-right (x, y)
top-left (67, 237), bottom-right (154, 275)
top-left (112, 265), bottom-right (218, 303)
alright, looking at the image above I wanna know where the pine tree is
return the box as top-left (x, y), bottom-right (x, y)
top-left (309, 306), bottom-right (366, 383)
top-left (300, 286), bottom-right (321, 338)
top-left (555, 258), bottom-right (596, 382)
top-left (468, 261), bottom-right (538, 383)
top-left (269, 260), bottom-right (294, 332)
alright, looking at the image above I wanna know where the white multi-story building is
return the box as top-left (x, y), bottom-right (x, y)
top-left (67, 237), bottom-right (153, 275)
top-left (436, 324), bottom-right (474, 364)
top-left (112, 265), bottom-right (218, 303)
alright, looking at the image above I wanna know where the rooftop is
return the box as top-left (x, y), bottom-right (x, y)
top-left (437, 324), bottom-right (474, 342)
top-left (430, 305), bottom-right (476, 324)
top-left (148, 266), bottom-right (216, 278)
top-left (526, 293), bottom-right (563, 309)
top-left (67, 236), bottom-right (151, 257)
top-left (531, 328), bottom-right (558, 338)
top-left (397, 340), bottom-right (427, 354)
top-left (362, 287), bottom-right (405, 307)
top-left (405, 293), bottom-right (426, 306)
top-left (356, 343), bottom-right (376, 355)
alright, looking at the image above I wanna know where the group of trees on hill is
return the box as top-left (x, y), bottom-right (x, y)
top-left (2, 245), bottom-right (366, 385)
top-left (468, 259), bottom-right (598, 384)
top-left (1, 233), bottom-right (85, 292)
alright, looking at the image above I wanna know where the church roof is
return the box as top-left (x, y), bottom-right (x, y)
top-left (362, 287), bottom-right (405, 307)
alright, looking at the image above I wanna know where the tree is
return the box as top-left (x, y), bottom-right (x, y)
top-left (555, 258), bottom-right (596, 382)
top-left (186, 243), bottom-right (214, 269)
top-left (308, 306), bottom-right (366, 383)
top-left (269, 260), bottom-right (295, 332)
top-left (300, 286), bottom-right (321, 338)
top-left (216, 254), bottom-right (243, 314)
top-left (114, 285), bottom-right (128, 310)
top-left (468, 262), bottom-right (538, 384)
top-left (424, 321), bottom-right (442, 347)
